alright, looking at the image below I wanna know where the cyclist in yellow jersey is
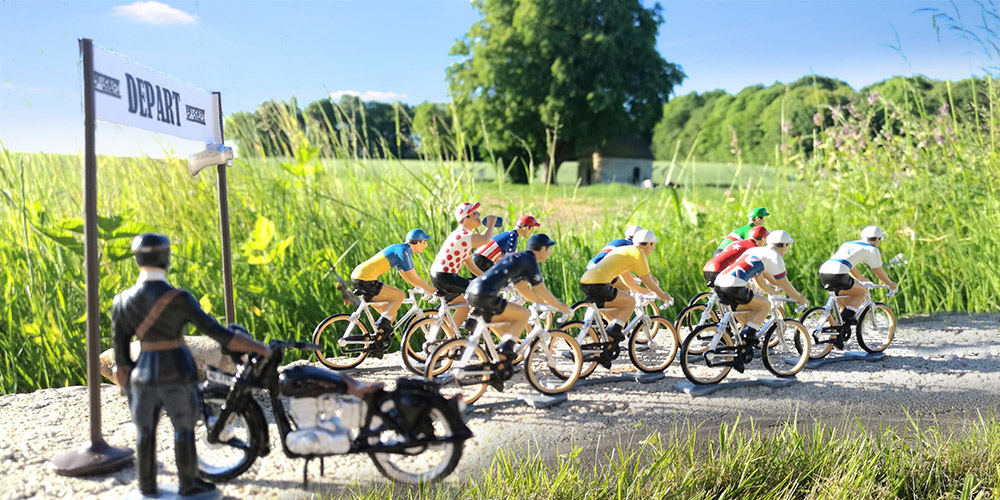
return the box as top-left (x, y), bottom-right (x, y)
top-left (579, 229), bottom-right (672, 342)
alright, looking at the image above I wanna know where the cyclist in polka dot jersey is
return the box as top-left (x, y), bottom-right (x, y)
top-left (429, 202), bottom-right (499, 329)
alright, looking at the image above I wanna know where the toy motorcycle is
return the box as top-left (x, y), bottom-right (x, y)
top-left (195, 338), bottom-right (471, 486)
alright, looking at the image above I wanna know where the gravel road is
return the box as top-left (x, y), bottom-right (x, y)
top-left (1, 312), bottom-right (997, 499)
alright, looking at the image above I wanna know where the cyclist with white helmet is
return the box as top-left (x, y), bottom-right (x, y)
top-left (430, 202), bottom-right (498, 329)
top-left (818, 226), bottom-right (898, 325)
top-left (579, 229), bottom-right (672, 343)
top-left (470, 215), bottom-right (541, 275)
top-left (351, 229), bottom-right (437, 335)
top-left (586, 225), bottom-right (643, 270)
top-left (713, 230), bottom-right (808, 346)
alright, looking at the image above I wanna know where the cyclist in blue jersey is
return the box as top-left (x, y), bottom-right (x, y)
top-left (586, 225), bottom-right (643, 270)
top-left (465, 234), bottom-right (571, 359)
top-left (351, 229), bottom-right (435, 335)
top-left (818, 226), bottom-right (898, 324)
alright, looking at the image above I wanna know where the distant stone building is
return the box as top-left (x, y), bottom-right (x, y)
top-left (577, 136), bottom-right (654, 186)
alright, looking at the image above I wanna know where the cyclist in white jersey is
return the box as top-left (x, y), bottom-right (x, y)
top-left (818, 226), bottom-right (898, 324)
top-left (714, 230), bottom-right (808, 345)
top-left (430, 201), bottom-right (498, 328)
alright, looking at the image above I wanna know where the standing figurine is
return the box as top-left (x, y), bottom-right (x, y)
top-left (470, 215), bottom-right (541, 274)
top-left (714, 207), bottom-right (769, 255)
top-left (429, 202), bottom-right (498, 329)
top-left (350, 229), bottom-right (437, 337)
top-left (112, 234), bottom-right (271, 497)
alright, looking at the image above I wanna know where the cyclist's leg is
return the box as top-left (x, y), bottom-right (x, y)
top-left (371, 284), bottom-right (404, 321)
top-left (488, 302), bottom-right (529, 341)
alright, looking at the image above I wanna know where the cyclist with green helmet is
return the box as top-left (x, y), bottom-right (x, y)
top-left (714, 207), bottom-right (769, 255)
top-left (351, 229), bottom-right (436, 335)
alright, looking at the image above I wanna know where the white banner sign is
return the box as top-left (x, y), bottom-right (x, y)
top-left (92, 46), bottom-right (222, 144)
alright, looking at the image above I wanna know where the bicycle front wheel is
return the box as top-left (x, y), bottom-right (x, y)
top-left (401, 317), bottom-right (456, 375)
top-left (312, 314), bottom-right (369, 369)
top-left (559, 321), bottom-right (601, 378)
top-left (674, 304), bottom-right (718, 352)
top-left (424, 338), bottom-right (490, 404)
top-left (680, 324), bottom-right (733, 385)
top-left (797, 307), bottom-right (836, 359)
top-left (762, 320), bottom-right (810, 377)
top-left (857, 303), bottom-right (896, 353)
top-left (525, 330), bottom-right (582, 394)
top-left (628, 316), bottom-right (679, 372)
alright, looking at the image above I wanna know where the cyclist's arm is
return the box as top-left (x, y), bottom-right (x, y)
top-left (870, 266), bottom-right (897, 292)
top-left (619, 272), bottom-right (648, 294)
top-left (465, 256), bottom-right (485, 276)
top-left (468, 216), bottom-right (497, 248)
top-left (753, 275), bottom-right (781, 295)
top-left (849, 267), bottom-right (867, 283)
top-left (398, 269), bottom-right (435, 295)
top-left (760, 273), bottom-right (782, 292)
top-left (522, 281), bottom-right (571, 315)
top-left (513, 280), bottom-right (542, 303)
top-left (638, 273), bottom-right (672, 303)
top-left (767, 275), bottom-right (807, 304)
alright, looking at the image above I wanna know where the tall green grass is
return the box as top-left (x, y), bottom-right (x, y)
top-left (326, 415), bottom-right (1000, 500)
top-left (1, 75), bottom-right (998, 393)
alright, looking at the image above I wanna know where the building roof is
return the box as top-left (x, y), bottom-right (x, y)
top-left (579, 136), bottom-right (654, 160)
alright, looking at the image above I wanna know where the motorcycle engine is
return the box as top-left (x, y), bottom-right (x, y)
top-left (286, 396), bottom-right (352, 455)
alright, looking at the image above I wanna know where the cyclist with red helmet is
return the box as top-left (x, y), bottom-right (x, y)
top-left (702, 226), bottom-right (769, 287)
top-left (351, 229), bottom-right (436, 336)
top-left (470, 215), bottom-right (542, 274)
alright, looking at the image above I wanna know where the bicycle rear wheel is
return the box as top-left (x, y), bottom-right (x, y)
top-left (762, 320), bottom-right (810, 377)
top-left (401, 317), bottom-right (456, 375)
top-left (526, 331), bottom-right (582, 394)
top-left (857, 303), bottom-right (896, 353)
top-left (628, 316), bottom-right (679, 372)
top-left (423, 339), bottom-right (490, 404)
top-left (674, 304), bottom-right (718, 352)
top-left (312, 314), bottom-right (369, 369)
top-left (797, 307), bottom-right (836, 359)
top-left (679, 324), bottom-right (734, 385)
top-left (559, 321), bottom-right (601, 378)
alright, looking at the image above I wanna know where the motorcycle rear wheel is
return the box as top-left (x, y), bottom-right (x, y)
top-left (368, 398), bottom-right (464, 484)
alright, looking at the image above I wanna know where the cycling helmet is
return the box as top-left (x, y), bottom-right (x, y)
top-left (527, 233), bottom-right (557, 250)
top-left (405, 229), bottom-right (430, 241)
top-left (766, 230), bottom-right (794, 245)
top-left (517, 215), bottom-right (541, 227)
top-left (132, 233), bottom-right (171, 269)
top-left (860, 226), bottom-right (886, 239)
top-left (624, 225), bottom-right (643, 240)
top-left (748, 226), bottom-right (769, 240)
top-left (453, 202), bottom-right (480, 222)
top-left (748, 207), bottom-right (770, 219)
top-left (633, 229), bottom-right (659, 244)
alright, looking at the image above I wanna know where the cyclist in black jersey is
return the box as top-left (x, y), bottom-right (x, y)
top-left (465, 234), bottom-right (571, 359)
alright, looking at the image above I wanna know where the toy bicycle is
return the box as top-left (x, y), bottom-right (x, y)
top-left (423, 303), bottom-right (583, 404)
top-left (798, 283), bottom-right (897, 359)
top-left (312, 288), bottom-right (437, 369)
top-left (560, 293), bottom-right (678, 378)
top-left (679, 295), bottom-right (810, 385)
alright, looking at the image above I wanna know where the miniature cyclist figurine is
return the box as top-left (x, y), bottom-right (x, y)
top-left (429, 202), bottom-right (498, 329)
top-left (585, 225), bottom-right (643, 269)
top-left (712, 230), bottom-right (808, 349)
top-left (579, 229), bottom-right (672, 343)
top-left (351, 229), bottom-right (436, 337)
top-left (112, 234), bottom-right (272, 497)
top-left (818, 226), bottom-right (898, 324)
top-left (702, 226), bottom-right (769, 287)
top-left (714, 207), bottom-right (769, 255)
top-left (471, 215), bottom-right (541, 274)
top-left (465, 233), bottom-right (572, 359)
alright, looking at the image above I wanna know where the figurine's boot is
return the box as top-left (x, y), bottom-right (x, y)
top-left (136, 428), bottom-right (159, 496)
top-left (176, 429), bottom-right (216, 497)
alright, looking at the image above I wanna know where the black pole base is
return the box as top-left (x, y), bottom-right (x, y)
top-left (122, 484), bottom-right (222, 500)
top-left (49, 439), bottom-right (134, 477)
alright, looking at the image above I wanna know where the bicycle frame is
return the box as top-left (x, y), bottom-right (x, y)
top-left (575, 294), bottom-right (657, 355)
top-left (339, 288), bottom-right (435, 349)
top-left (807, 283), bottom-right (887, 339)
top-left (702, 297), bottom-right (796, 359)
top-left (450, 306), bottom-right (559, 380)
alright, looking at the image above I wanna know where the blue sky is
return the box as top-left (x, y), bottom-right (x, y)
top-left (0, 0), bottom-right (995, 156)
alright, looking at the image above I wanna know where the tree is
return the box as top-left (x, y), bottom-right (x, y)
top-left (448, 0), bottom-right (685, 183)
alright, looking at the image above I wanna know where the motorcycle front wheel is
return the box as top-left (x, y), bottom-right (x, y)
top-left (368, 398), bottom-right (465, 484)
top-left (195, 393), bottom-right (264, 482)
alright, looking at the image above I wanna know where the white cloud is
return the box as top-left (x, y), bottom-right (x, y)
top-left (112, 1), bottom-right (198, 25)
top-left (329, 90), bottom-right (409, 102)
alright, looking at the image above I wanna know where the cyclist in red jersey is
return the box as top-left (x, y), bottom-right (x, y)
top-left (702, 226), bottom-right (768, 287)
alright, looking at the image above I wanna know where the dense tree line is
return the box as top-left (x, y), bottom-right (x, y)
top-left (651, 75), bottom-right (991, 165)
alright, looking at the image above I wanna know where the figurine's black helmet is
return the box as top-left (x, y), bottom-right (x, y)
top-left (131, 233), bottom-right (170, 269)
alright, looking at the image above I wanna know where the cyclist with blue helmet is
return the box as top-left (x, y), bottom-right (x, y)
top-left (351, 228), bottom-right (436, 335)
top-left (465, 233), bottom-right (571, 358)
